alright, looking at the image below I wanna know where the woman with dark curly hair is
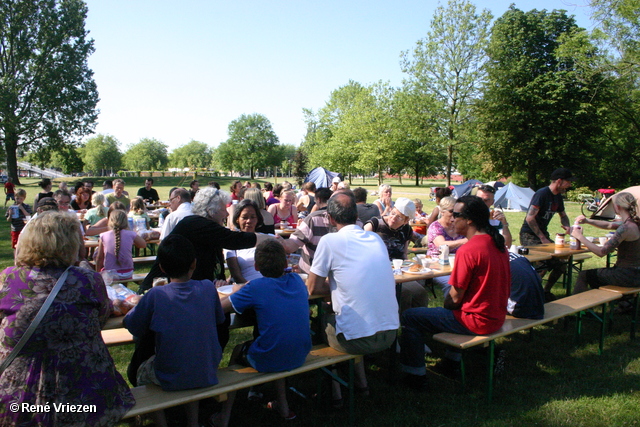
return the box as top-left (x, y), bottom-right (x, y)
top-left (0, 211), bottom-right (134, 426)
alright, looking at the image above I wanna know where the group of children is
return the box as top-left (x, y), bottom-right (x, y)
top-left (124, 236), bottom-right (311, 427)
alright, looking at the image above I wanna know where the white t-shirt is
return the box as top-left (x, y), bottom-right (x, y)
top-left (311, 224), bottom-right (399, 340)
top-left (224, 247), bottom-right (262, 282)
top-left (160, 202), bottom-right (192, 239)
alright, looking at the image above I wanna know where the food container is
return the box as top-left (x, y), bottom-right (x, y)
top-left (555, 233), bottom-right (566, 248)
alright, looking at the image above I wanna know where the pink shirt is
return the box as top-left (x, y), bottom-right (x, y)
top-left (100, 229), bottom-right (136, 272)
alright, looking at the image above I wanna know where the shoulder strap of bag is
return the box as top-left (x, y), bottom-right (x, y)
top-left (0, 266), bottom-right (72, 375)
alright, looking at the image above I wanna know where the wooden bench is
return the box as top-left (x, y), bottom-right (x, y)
top-left (133, 256), bottom-right (156, 264)
top-left (102, 328), bottom-right (134, 347)
top-left (122, 345), bottom-right (361, 425)
top-left (600, 285), bottom-right (640, 340)
top-left (432, 289), bottom-right (622, 401)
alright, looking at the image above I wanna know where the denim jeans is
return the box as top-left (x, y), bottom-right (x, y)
top-left (400, 307), bottom-right (474, 375)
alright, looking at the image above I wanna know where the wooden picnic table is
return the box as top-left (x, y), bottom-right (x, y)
top-left (524, 243), bottom-right (590, 296)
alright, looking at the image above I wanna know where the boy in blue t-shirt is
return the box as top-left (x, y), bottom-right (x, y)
top-left (124, 234), bottom-right (226, 427)
top-left (218, 239), bottom-right (311, 424)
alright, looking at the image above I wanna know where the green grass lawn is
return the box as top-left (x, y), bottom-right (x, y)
top-left (4, 176), bottom-right (639, 426)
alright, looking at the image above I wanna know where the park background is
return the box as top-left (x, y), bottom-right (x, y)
top-left (2, 0), bottom-right (640, 425)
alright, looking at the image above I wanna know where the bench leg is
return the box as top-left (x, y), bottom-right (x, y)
top-left (632, 294), bottom-right (639, 340)
top-left (487, 341), bottom-right (495, 403)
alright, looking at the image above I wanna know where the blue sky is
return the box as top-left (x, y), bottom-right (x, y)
top-left (83, 0), bottom-right (595, 152)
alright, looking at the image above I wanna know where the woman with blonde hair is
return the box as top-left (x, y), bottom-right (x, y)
top-left (0, 211), bottom-right (135, 426)
top-left (425, 196), bottom-right (468, 257)
top-left (268, 189), bottom-right (297, 228)
top-left (571, 192), bottom-right (640, 293)
top-left (96, 209), bottom-right (146, 280)
top-left (373, 184), bottom-right (394, 217)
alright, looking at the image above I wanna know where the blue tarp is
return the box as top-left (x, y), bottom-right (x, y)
top-left (304, 167), bottom-right (342, 189)
top-left (451, 179), bottom-right (483, 198)
top-left (494, 183), bottom-right (535, 211)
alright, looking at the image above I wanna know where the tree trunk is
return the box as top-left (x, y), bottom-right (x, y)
top-left (528, 168), bottom-right (538, 190)
top-left (4, 132), bottom-right (21, 185)
top-left (446, 144), bottom-right (453, 187)
top-left (250, 166), bottom-right (255, 180)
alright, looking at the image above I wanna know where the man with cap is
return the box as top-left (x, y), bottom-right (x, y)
top-left (519, 168), bottom-right (574, 300)
top-left (364, 197), bottom-right (429, 312)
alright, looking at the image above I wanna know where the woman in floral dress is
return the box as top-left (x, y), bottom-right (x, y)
top-left (0, 211), bottom-right (134, 426)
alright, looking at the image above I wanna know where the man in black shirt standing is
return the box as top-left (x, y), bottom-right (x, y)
top-left (519, 168), bottom-right (574, 300)
top-left (137, 178), bottom-right (160, 203)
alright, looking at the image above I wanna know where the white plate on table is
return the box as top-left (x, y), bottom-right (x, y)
top-left (217, 285), bottom-right (234, 295)
top-left (401, 267), bottom-right (432, 275)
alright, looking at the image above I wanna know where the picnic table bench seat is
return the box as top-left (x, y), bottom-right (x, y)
top-left (122, 345), bottom-right (361, 424)
top-left (432, 289), bottom-right (622, 401)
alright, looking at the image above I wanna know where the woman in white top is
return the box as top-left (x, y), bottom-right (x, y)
top-left (225, 200), bottom-right (265, 283)
top-left (373, 184), bottom-right (394, 217)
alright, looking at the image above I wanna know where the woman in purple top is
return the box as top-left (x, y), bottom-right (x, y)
top-left (0, 211), bottom-right (134, 427)
top-left (426, 196), bottom-right (468, 257)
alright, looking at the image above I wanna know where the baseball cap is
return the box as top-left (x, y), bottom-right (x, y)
top-left (550, 168), bottom-right (575, 181)
top-left (394, 197), bottom-right (416, 219)
top-left (332, 176), bottom-right (341, 183)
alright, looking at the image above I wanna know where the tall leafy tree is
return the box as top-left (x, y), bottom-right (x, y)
top-left (123, 138), bottom-right (168, 171)
top-left (303, 81), bottom-right (369, 181)
top-left (0, 0), bottom-right (99, 184)
top-left (401, 0), bottom-right (492, 185)
top-left (81, 134), bottom-right (122, 175)
top-left (391, 85), bottom-right (446, 185)
top-left (169, 140), bottom-right (212, 169)
top-left (590, 0), bottom-right (640, 67)
top-left (217, 113), bottom-right (280, 179)
top-left (477, 7), bottom-right (606, 189)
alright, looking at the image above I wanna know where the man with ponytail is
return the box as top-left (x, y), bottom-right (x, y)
top-left (400, 196), bottom-right (510, 390)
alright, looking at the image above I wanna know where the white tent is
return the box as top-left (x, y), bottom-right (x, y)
top-left (494, 183), bottom-right (535, 212)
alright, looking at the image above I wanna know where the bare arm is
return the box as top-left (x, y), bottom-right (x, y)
top-left (572, 222), bottom-right (627, 258)
top-left (444, 286), bottom-right (465, 310)
top-left (307, 272), bottom-right (329, 296)
top-left (426, 207), bottom-right (439, 225)
top-left (433, 234), bottom-right (468, 250)
top-left (133, 235), bottom-right (147, 249)
top-left (363, 223), bottom-right (374, 232)
top-left (525, 205), bottom-right (551, 244)
top-left (95, 239), bottom-right (105, 272)
top-left (492, 210), bottom-right (512, 247)
top-left (576, 214), bottom-right (621, 230)
top-left (558, 211), bottom-right (570, 231)
top-left (226, 256), bottom-right (246, 283)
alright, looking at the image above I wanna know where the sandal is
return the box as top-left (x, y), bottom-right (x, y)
top-left (266, 400), bottom-right (296, 420)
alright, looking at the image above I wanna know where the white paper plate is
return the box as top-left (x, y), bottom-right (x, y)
top-left (401, 267), bottom-right (432, 275)
top-left (217, 285), bottom-right (234, 295)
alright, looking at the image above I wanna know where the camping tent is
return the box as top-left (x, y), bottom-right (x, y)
top-left (485, 180), bottom-right (505, 190)
top-left (592, 186), bottom-right (640, 220)
top-left (304, 167), bottom-right (342, 189)
top-left (451, 179), bottom-right (483, 198)
top-left (494, 183), bottom-right (535, 212)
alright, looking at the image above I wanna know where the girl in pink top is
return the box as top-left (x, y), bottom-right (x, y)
top-left (268, 190), bottom-right (298, 227)
top-left (96, 210), bottom-right (146, 280)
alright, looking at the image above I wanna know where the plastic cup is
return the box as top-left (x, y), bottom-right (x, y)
top-left (448, 255), bottom-right (455, 268)
top-left (392, 259), bottom-right (403, 270)
top-left (586, 236), bottom-right (595, 243)
top-left (598, 237), bottom-right (607, 245)
top-left (421, 258), bottom-right (429, 269)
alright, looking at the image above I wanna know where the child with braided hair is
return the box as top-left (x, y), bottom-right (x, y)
top-left (572, 192), bottom-right (640, 293)
top-left (96, 209), bottom-right (147, 280)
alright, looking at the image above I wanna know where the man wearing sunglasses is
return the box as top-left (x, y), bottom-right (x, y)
top-left (400, 196), bottom-right (510, 390)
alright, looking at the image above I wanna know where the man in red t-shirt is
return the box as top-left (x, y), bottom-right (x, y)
top-left (4, 177), bottom-right (15, 207)
top-left (400, 195), bottom-right (510, 391)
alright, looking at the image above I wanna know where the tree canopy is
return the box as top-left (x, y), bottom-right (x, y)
top-left (169, 140), bottom-right (212, 169)
top-left (123, 138), bottom-right (169, 171)
top-left (81, 134), bottom-right (122, 175)
top-left (216, 113), bottom-right (281, 179)
top-left (0, 0), bottom-right (99, 183)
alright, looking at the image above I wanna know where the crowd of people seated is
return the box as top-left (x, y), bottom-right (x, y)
top-left (3, 169), bottom-right (636, 426)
